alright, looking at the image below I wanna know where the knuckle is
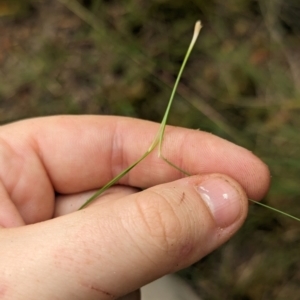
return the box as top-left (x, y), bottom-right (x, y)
top-left (131, 189), bottom-right (184, 254)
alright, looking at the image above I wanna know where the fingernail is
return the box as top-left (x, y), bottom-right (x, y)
top-left (197, 177), bottom-right (242, 228)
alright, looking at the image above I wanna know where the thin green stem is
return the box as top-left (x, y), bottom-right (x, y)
top-left (79, 149), bottom-right (153, 209)
top-left (249, 199), bottom-right (300, 222)
top-left (158, 21), bottom-right (202, 156)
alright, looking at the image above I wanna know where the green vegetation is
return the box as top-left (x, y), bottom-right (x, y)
top-left (0, 0), bottom-right (299, 298)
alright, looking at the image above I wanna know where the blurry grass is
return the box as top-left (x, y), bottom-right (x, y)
top-left (0, 0), bottom-right (300, 299)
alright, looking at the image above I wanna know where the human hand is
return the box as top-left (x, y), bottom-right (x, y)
top-left (0, 116), bottom-right (270, 299)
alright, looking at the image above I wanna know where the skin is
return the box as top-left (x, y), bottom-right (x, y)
top-left (0, 116), bottom-right (270, 299)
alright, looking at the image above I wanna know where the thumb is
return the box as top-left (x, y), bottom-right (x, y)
top-left (1, 174), bottom-right (248, 299)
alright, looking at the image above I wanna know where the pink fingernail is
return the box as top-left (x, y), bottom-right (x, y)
top-left (197, 177), bottom-right (242, 228)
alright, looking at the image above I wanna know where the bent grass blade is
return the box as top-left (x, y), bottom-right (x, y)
top-left (78, 21), bottom-right (202, 210)
top-left (78, 21), bottom-right (300, 223)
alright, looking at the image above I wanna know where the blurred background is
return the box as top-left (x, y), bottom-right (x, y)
top-left (0, 0), bottom-right (299, 299)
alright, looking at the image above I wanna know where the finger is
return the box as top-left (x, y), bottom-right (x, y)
top-left (54, 186), bottom-right (140, 217)
top-left (1, 174), bottom-right (248, 299)
top-left (0, 116), bottom-right (269, 225)
top-left (0, 183), bottom-right (25, 228)
top-left (0, 128), bottom-right (54, 225)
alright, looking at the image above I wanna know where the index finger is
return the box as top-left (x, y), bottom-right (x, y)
top-left (0, 115), bottom-right (270, 223)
